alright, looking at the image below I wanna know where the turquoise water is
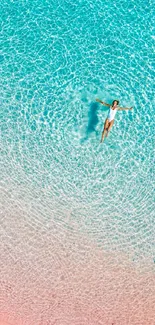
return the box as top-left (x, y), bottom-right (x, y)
top-left (1, 0), bottom-right (155, 263)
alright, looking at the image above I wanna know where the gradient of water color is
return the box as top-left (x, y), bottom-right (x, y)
top-left (0, 0), bottom-right (155, 324)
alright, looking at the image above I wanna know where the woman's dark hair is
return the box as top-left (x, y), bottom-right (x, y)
top-left (112, 100), bottom-right (119, 106)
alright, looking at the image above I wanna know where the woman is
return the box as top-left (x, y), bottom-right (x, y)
top-left (96, 98), bottom-right (133, 142)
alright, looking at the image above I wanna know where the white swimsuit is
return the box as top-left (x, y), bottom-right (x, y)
top-left (107, 106), bottom-right (118, 122)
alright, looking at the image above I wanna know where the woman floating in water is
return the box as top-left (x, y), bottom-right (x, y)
top-left (96, 98), bottom-right (133, 142)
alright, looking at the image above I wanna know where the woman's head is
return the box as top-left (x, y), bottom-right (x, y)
top-left (112, 100), bottom-right (119, 107)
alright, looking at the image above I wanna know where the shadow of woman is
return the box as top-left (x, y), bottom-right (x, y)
top-left (87, 102), bottom-right (99, 133)
top-left (81, 102), bottom-right (99, 143)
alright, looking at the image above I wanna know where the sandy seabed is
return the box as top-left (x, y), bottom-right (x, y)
top-left (1, 189), bottom-right (155, 325)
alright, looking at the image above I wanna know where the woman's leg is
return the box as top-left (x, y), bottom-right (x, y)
top-left (100, 118), bottom-right (109, 142)
top-left (106, 120), bottom-right (114, 137)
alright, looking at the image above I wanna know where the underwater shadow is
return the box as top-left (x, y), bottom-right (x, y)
top-left (87, 102), bottom-right (99, 133)
top-left (81, 102), bottom-right (99, 143)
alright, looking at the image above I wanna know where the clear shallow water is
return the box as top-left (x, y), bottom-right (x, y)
top-left (0, 0), bottom-right (155, 324)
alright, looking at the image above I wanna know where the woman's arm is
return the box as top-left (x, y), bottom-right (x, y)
top-left (96, 98), bottom-right (110, 107)
top-left (117, 106), bottom-right (133, 111)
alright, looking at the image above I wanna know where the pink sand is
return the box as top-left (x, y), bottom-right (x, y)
top-left (1, 204), bottom-right (155, 325)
